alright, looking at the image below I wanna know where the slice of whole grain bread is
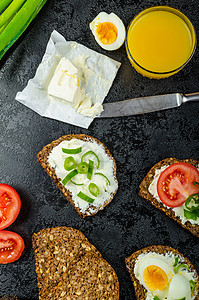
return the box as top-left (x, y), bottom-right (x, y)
top-left (139, 158), bottom-right (199, 237)
top-left (32, 226), bottom-right (101, 299)
top-left (37, 134), bottom-right (118, 218)
top-left (48, 251), bottom-right (120, 299)
top-left (125, 245), bottom-right (199, 300)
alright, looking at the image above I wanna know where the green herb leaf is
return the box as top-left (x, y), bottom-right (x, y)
top-left (81, 151), bottom-right (100, 169)
top-left (184, 209), bottom-right (198, 221)
top-left (62, 170), bottom-right (78, 186)
top-left (77, 191), bottom-right (95, 203)
top-left (194, 182), bottom-right (199, 186)
top-left (62, 147), bottom-right (82, 154)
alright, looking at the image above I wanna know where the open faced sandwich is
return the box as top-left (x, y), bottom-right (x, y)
top-left (139, 158), bottom-right (199, 237)
top-left (126, 245), bottom-right (199, 300)
top-left (37, 134), bottom-right (118, 218)
top-left (32, 226), bottom-right (119, 299)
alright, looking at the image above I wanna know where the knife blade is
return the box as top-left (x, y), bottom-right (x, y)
top-left (99, 92), bottom-right (199, 118)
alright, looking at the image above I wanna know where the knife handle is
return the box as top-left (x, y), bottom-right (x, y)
top-left (183, 92), bottom-right (199, 102)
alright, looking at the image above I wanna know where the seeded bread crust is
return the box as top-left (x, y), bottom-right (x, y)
top-left (139, 158), bottom-right (199, 238)
top-left (125, 245), bottom-right (199, 300)
top-left (37, 134), bottom-right (118, 218)
top-left (32, 226), bottom-right (119, 300)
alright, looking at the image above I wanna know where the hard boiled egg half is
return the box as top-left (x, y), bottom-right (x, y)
top-left (90, 12), bottom-right (126, 50)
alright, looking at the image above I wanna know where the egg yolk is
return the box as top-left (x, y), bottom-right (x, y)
top-left (96, 22), bottom-right (118, 45)
top-left (143, 265), bottom-right (168, 291)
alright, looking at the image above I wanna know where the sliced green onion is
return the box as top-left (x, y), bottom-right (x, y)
top-left (189, 279), bottom-right (196, 292)
top-left (77, 162), bottom-right (88, 174)
top-left (173, 257), bottom-right (179, 267)
top-left (0, 0), bottom-right (13, 13)
top-left (176, 298), bottom-right (185, 300)
top-left (0, 0), bottom-right (48, 60)
top-left (194, 182), bottom-right (199, 186)
top-left (89, 183), bottom-right (100, 197)
top-left (81, 151), bottom-right (100, 169)
top-left (77, 191), bottom-right (94, 203)
top-left (64, 156), bottom-right (76, 171)
top-left (184, 209), bottom-right (198, 220)
top-left (95, 172), bottom-right (110, 185)
top-left (70, 179), bottom-right (84, 186)
top-left (0, 0), bottom-right (26, 28)
top-left (87, 160), bottom-right (94, 180)
top-left (62, 170), bottom-right (78, 186)
top-left (185, 194), bottom-right (199, 210)
top-left (175, 263), bottom-right (189, 273)
top-left (62, 147), bottom-right (82, 154)
top-left (153, 296), bottom-right (160, 300)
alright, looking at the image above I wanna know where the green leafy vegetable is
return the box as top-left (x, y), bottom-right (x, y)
top-left (81, 151), bottom-right (100, 169)
top-left (89, 183), bottom-right (99, 197)
top-left (62, 169), bottom-right (78, 186)
top-left (64, 156), bottom-right (76, 171)
top-left (95, 172), bottom-right (110, 185)
top-left (77, 191), bottom-right (95, 203)
top-left (184, 192), bottom-right (199, 220)
top-left (0, 0), bottom-right (48, 60)
top-left (62, 147), bottom-right (82, 154)
top-left (87, 160), bottom-right (94, 180)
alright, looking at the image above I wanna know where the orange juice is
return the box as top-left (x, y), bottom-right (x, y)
top-left (126, 6), bottom-right (196, 79)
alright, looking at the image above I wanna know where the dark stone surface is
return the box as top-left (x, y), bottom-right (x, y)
top-left (0, 0), bottom-right (198, 299)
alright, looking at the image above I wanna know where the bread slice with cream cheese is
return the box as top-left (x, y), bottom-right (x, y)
top-left (37, 134), bottom-right (118, 218)
top-left (126, 245), bottom-right (199, 300)
top-left (139, 158), bottom-right (199, 237)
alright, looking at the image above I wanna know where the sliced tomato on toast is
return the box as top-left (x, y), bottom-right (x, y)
top-left (157, 162), bottom-right (199, 207)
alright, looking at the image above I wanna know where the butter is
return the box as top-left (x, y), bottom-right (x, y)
top-left (48, 57), bottom-right (81, 104)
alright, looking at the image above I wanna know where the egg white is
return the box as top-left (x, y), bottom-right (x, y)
top-left (90, 12), bottom-right (126, 50)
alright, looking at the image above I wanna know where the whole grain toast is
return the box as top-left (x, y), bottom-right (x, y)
top-left (32, 227), bottom-right (101, 299)
top-left (37, 134), bottom-right (118, 218)
top-left (139, 158), bottom-right (199, 237)
top-left (32, 226), bottom-right (119, 300)
top-left (125, 245), bottom-right (199, 300)
top-left (48, 251), bottom-right (120, 299)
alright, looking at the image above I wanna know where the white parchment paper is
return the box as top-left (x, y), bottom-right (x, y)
top-left (15, 30), bottom-right (121, 128)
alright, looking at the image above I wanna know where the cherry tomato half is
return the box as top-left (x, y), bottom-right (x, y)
top-left (0, 184), bottom-right (21, 230)
top-left (157, 162), bottom-right (199, 207)
top-left (0, 230), bottom-right (25, 264)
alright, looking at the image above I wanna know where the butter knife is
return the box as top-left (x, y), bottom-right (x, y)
top-left (99, 92), bottom-right (199, 118)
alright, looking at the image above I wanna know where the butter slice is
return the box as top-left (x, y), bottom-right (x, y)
top-left (48, 57), bottom-right (81, 103)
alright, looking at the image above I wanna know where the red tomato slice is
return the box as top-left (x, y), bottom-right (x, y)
top-left (0, 230), bottom-right (25, 264)
top-left (157, 162), bottom-right (199, 207)
top-left (0, 184), bottom-right (21, 230)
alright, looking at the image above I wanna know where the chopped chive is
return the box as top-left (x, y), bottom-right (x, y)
top-left (70, 179), bottom-right (84, 186)
top-left (95, 172), bottom-right (110, 185)
top-left (89, 183), bottom-right (99, 197)
top-left (77, 162), bottom-right (88, 174)
top-left (81, 151), bottom-right (100, 169)
top-left (77, 191), bottom-right (95, 203)
top-left (189, 279), bottom-right (196, 292)
top-left (87, 160), bottom-right (94, 180)
top-left (175, 263), bottom-right (189, 273)
top-left (173, 257), bottom-right (179, 267)
top-left (64, 156), bottom-right (76, 171)
top-left (62, 147), bottom-right (82, 154)
top-left (62, 169), bottom-right (78, 186)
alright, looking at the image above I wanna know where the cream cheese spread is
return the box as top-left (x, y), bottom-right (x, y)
top-left (148, 166), bottom-right (199, 225)
top-left (47, 138), bottom-right (118, 215)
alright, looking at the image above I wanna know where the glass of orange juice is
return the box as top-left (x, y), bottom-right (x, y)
top-left (125, 6), bottom-right (196, 79)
